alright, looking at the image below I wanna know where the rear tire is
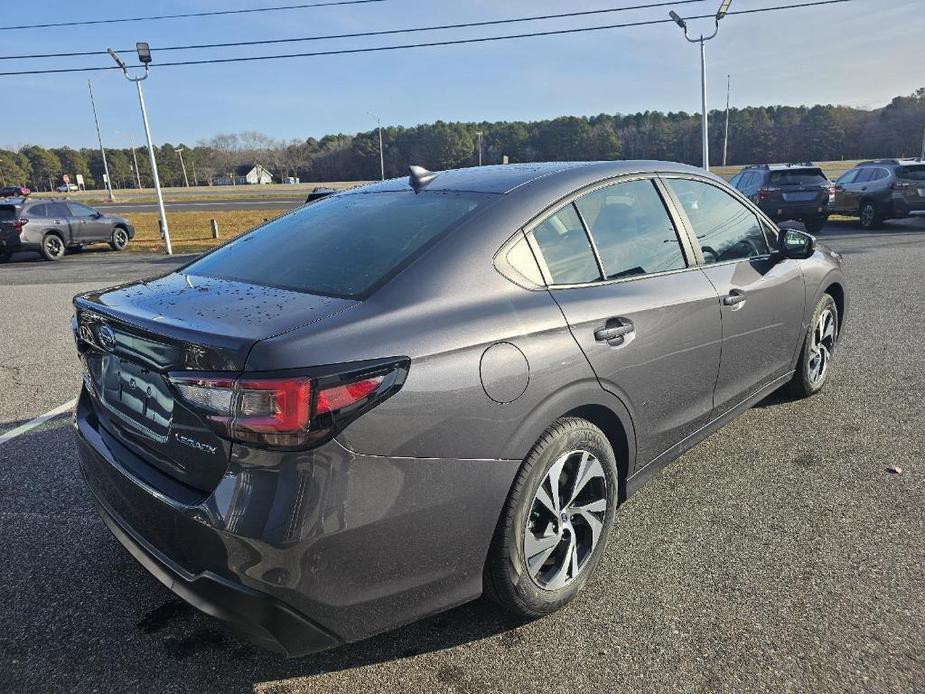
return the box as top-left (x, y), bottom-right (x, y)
top-left (484, 417), bottom-right (618, 618)
top-left (785, 293), bottom-right (838, 398)
top-left (41, 233), bottom-right (65, 261)
top-left (110, 226), bottom-right (129, 251)
top-left (804, 216), bottom-right (827, 234)
top-left (859, 201), bottom-right (882, 230)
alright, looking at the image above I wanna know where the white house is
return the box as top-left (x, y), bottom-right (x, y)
top-left (214, 164), bottom-right (274, 185)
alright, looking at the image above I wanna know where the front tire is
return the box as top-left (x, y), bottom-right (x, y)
top-left (860, 201), bottom-right (882, 230)
top-left (110, 226), bottom-right (129, 251)
top-left (785, 293), bottom-right (838, 398)
top-left (41, 233), bottom-right (65, 261)
top-left (484, 417), bottom-right (618, 618)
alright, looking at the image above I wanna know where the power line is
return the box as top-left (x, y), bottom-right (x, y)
top-left (0, 0), bottom-right (387, 32)
top-left (0, 0), bottom-right (862, 77)
top-left (0, 0), bottom-right (709, 61)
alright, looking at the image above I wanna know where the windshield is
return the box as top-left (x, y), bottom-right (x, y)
top-left (769, 169), bottom-right (827, 186)
top-left (897, 165), bottom-right (925, 181)
top-left (183, 190), bottom-right (493, 298)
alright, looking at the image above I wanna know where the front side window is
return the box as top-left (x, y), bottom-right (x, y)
top-left (530, 203), bottom-right (601, 285)
top-left (185, 191), bottom-right (491, 298)
top-left (575, 179), bottom-right (686, 279)
top-left (68, 203), bottom-right (98, 218)
top-left (666, 178), bottom-right (770, 264)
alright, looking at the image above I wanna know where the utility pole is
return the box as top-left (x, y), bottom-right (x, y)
top-left (87, 81), bottom-right (115, 201)
top-left (176, 146), bottom-right (191, 187)
top-left (368, 111), bottom-right (385, 180)
top-left (722, 74), bottom-right (731, 167)
top-left (669, 0), bottom-right (733, 171)
top-left (475, 131), bottom-right (483, 166)
top-left (920, 125), bottom-right (925, 160)
top-left (108, 44), bottom-right (171, 255)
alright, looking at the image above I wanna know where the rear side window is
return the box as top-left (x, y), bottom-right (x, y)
top-left (836, 170), bottom-right (859, 184)
top-left (768, 169), bottom-right (827, 185)
top-left (897, 164), bottom-right (925, 181)
top-left (184, 191), bottom-right (491, 298)
top-left (530, 204), bottom-right (601, 285)
top-left (575, 179), bottom-right (686, 279)
top-left (27, 204), bottom-right (47, 217)
top-left (666, 178), bottom-right (770, 264)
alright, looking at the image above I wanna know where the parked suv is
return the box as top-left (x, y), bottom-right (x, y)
top-left (73, 161), bottom-right (847, 656)
top-left (0, 198), bottom-right (134, 262)
top-left (729, 163), bottom-right (834, 233)
top-left (0, 185), bottom-right (30, 198)
top-left (831, 158), bottom-right (925, 229)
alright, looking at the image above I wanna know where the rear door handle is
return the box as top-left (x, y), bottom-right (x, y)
top-left (594, 320), bottom-right (634, 347)
top-left (722, 291), bottom-right (747, 309)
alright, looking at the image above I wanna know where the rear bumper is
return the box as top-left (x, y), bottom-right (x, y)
top-left (891, 197), bottom-right (925, 218)
top-left (74, 388), bottom-right (518, 655)
top-left (759, 201), bottom-right (829, 221)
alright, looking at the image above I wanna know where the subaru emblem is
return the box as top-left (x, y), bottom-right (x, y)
top-left (97, 324), bottom-right (116, 352)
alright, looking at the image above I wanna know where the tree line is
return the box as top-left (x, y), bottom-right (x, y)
top-left (2, 88), bottom-right (922, 191)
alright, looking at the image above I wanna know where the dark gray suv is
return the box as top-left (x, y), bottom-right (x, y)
top-left (0, 198), bottom-right (134, 261)
top-left (73, 161), bottom-right (848, 656)
top-left (729, 163), bottom-right (834, 233)
top-left (831, 158), bottom-right (925, 229)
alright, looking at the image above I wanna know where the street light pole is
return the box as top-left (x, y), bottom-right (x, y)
top-left (669, 0), bottom-right (732, 171)
top-left (176, 146), bottom-right (191, 187)
top-left (723, 74), bottom-right (731, 167)
top-left (475, 131), bottom-right (483, 166)
top-left (108, 44), bottom-right (171, 255)
top-left (367, 111), bottom-right (385, 180)
top-left (87, 81), bottom-right (115, 201)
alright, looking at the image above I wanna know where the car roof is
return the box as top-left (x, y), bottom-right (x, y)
top-left (858, 158), bottom-right (924, 167)
top-left (741, 162), bottom-right (820, 172)
top-left (345, 160), bottom-right (712, 196)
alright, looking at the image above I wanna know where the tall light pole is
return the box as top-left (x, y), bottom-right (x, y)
top-left (87, 81), bottom-right (115, 201)
top-left (669, 0), bottom-right (732, 171)
top-left (108, 43), bottom-right (171, 255)
top-left (367, 111), bottom-right (385, 180)
top-left (722, 74), bottom-right (731, 166)
top-left (475, 131), bottom-right (483, 166)
top-left (176, 146), bottom-right (191, 187)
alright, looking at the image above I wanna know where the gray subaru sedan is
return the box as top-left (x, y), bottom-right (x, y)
top-left (72, 161), bottom-right (847, 656)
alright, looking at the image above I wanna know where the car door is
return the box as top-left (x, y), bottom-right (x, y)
top-left (663, 176), bottom-right (805, 417)
top-left (67, 202), bottom-right (108, 242)
top-left (44, 202), bottom-right (74, 244)
top-left (527, 176), bottom-right (722, 468)
top-left (832, 169), bottom-right (859, 212)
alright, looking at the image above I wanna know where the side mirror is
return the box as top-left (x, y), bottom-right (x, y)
top-left (93, 212), bottom-right (103, 219)
top-left (777, 227), bottom-right (815, 260)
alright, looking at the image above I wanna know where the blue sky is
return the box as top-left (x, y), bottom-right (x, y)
top-left (0, 0), bottom-right (921, 149)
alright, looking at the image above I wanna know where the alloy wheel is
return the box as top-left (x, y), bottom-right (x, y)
top-left (44, 235), bottom-right (64, 258)
top-left (861, 204), bottom-right (875, 228)
top-left (113, 228), bottom-right (128, 249)
top-left (807, 308), bottom-right (836, 386)
top-left (524, 449), bottom-right (607, 590)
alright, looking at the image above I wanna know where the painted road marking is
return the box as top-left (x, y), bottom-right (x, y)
top-left (0, 399), bottom-right (77, 446)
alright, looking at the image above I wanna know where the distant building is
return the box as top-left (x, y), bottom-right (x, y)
top-left (214, 163), bottom-right (274, 185)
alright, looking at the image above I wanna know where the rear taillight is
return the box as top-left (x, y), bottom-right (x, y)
top-left (826, 184), bottom-right (836, 203)
top-left (757, 186), bottom-right (780, 202)
top-left (892, 181), bottom-right (914, 191)
top-left (11, 218), bottom-right (28, 232)
top-left (168, 359), bottom-right (407, 450)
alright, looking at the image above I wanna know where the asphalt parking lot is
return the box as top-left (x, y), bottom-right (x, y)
top-left (1, 219), bottom-right (923, 693)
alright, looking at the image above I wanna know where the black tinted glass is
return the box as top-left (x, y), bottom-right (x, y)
top-left (47, 203), bottom-right (70, 217)
top-left (576, 179), bottom-right (686, 278)
top-left (897, 165), bottom-right (925, 181)
top-left (0, 205), bottom-right (16, 220)
top-left (836, 170), bottom-right (859, 184)
top-left (184, 191), bottom-right (490, 298)
top-left (855, 168), bottom-right (878, 183)
top-left (769, 169), bottom-right (827, 185)
top-left (531, 203), bottom-right (601, 285)
top-left (27, 204), bottom-right (47, 217)
top-left (667, 178), bottom-right (769, 264)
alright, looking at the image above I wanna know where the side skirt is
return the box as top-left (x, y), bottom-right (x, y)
top-left (624, 371), bottom-right (795, 498)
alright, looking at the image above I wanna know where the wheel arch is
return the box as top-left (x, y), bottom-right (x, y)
top-left (823, 280), bottom-right (846, 333)
top-left (562, 403), bottom-right (631, 502)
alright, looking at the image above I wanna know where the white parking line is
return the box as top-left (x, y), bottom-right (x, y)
top-left (0, 399), bottom-right (77, 446)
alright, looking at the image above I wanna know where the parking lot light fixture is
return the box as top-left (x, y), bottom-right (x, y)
top-left (108, 44), bottom-right (172, 255)
top-left (668, 0), bottom-right (732, 171)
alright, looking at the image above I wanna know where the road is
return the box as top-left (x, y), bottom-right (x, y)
top-left (1, 219), bottom-right (923, 693)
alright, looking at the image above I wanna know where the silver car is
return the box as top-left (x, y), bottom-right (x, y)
top-left (73, 160), bottom-right (847, 655)
top-left (0, 197), bottom-right (134, 261)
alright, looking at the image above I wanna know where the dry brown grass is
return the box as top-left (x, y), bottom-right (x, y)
top-left (123, 209), bottom-right (283, 253)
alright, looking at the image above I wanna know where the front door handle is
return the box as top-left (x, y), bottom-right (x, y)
top-left (722, 291), bottom-right (747, 309)
top-left (594, 320), bottom-right (635, 347)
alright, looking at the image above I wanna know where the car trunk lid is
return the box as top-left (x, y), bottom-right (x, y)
top-left (74, 271), bottom-right (357, 492)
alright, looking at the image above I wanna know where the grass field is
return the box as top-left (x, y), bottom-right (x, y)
top-left (122, 209), bottom-right (284, 253)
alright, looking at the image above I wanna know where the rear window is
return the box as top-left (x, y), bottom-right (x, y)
top-left (183, 191), bottom-right (492, 298)
top-left (0, 205), bottom-right (17, 221)
top-left (897, 165), bottom-right (925, 181)
top-left (768, 169), bottom-right (827, 186)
